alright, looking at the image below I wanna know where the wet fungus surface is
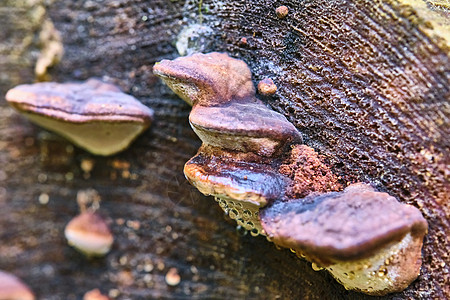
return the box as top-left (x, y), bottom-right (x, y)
top-left (261, 183), bottom-right (428, 294)
top-left (5, 78), bottom-right (154, 156)
top-left (154, 52), bottom-right (429, 296)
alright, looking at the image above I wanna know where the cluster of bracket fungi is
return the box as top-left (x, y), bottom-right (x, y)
top-left (3, 52), bottom-right (428, 296)
top-left (153, 52), bottom-right (428, 296)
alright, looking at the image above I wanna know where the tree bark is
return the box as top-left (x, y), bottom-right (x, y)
top-left (0, 0), bottom-right (448, 299)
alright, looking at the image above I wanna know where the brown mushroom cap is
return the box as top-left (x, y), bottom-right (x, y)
top-left (5, 78), bottom-right (154, 156)
top-left (190, 101), bottom-right (302, 156)
top-left (0, 271), bottom-right (35, 300)
top-left (184, 148), bottom-right (287, 207)
top-left (64, 212), bottom-right (114, 257)
top-left (153, 52), bottom-right (255, 106)
top-left (260, 183), bottom-right (428, 262)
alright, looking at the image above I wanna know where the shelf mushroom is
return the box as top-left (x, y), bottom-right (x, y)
top-left (153, 52), bottom-right (428, 295)
top-left (5, 78), bottom-right (154, 156)
top-left (260, 183), bottom-right (428, 295)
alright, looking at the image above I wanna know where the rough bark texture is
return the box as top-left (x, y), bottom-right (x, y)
top-left (0, 0), bottom-right (448, 299)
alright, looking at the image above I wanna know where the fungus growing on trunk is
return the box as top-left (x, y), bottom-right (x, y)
top-left (5, 78), bottom-right (154, 156)
top-left (153, 52), bottom-right (428, 295)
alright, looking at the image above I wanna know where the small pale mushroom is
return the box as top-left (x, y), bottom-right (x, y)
top-left (260, 183), bottom-right (428, 295)
top-left (153, 52), bottom-right (428, 295)
top-left (5, 78), bottom-right (154, 156)
top-left (0, 270), bottom-right (35, 300)
top-left (165, 268), bottom-right (181, 286)
top-left (83, 288), bottom-right (110, 300)
top-left (64, 211), bottom-right (114, 257)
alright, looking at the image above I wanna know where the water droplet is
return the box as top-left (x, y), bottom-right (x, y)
top-left (250, 228), bottom-right (259, 237)
top-left (242, 209), bottom-right (252, 220)
top-left (348, 271), bottom-right (355, 280)
top-left (244, 221), bottom-right (254, 230)
top-left (219, 199), bottom-right (228, 208)
top-left (377, 268), bottom-right (388, 277)
top-left (229, 209), bottom-right (239, 219)
top-left (312, 263), bottom-right (324, 271)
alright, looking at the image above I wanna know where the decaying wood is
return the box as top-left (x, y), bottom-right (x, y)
top-left (0, 0), bottom-right (448, 299)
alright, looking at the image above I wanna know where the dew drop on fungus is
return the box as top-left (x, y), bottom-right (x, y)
top-left (250, 228), bottom-right (259, 237)
top-left (229, 208), bottom-right (239, 219)
top-left (312, 263), bottom-right (324, 271)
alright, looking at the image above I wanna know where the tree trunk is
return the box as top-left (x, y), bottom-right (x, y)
top-left (0, 0), bottom-right (448, 299)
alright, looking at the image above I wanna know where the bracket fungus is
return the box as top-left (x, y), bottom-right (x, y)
top-left (260, 184), bottom-right (428, 294)
top-left (153, 52), bottom-right (428, 295)
top-left (5, 78), bottom-right (154, 156)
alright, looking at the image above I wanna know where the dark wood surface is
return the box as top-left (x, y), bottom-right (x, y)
top-left (0, 0), bottom-right (448, 299)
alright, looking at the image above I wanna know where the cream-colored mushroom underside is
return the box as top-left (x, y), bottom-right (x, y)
top-left (325, 232), bottom-right (417, 294)
top-left (65, 229), bottom-right (113, 257)
top-left (24, 113), bottom-right (145, 156)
